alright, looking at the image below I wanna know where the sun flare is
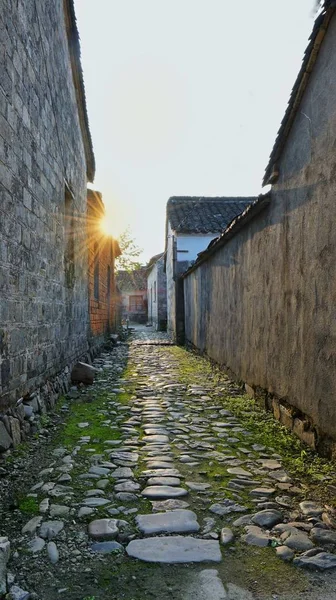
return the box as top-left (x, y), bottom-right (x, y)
top-left (100, 214), bottom-right (114, 236)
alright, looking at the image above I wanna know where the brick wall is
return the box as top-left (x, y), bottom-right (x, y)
top-left (0, 0), bottom-right (91, 410)
top-left (87, 190), bottom-right (119, 348)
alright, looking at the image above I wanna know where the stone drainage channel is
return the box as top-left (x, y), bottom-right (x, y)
top-left (1, 328), bottom-right (336, 600)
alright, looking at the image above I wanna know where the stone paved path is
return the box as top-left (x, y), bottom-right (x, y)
top-left (2, 327), bottom-right (336, 599)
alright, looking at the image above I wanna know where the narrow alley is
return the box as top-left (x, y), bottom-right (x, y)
top-left (1, 328), bottom-right (336, 600)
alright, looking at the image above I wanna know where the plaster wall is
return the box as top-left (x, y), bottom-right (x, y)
top-left (177, 234), bottom-right (218, 261)
top-left (147, 256), bottom-right (167, 330)
top-left (183, 12), bottom-right (336, 446)
top-left (166, 223), bottom-right (218, 337)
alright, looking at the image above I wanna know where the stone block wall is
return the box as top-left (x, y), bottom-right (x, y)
top-left (0, 0), bottom-right (89, 413)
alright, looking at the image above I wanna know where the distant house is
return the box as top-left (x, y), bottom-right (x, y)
top-left (147, 253), bottom-right (167, 331)
top-left (164, 196), bottom-right (255, 339)
top-left (87, 190), bottom-right (121, 349)
top-left (116, 269), bottom-right (148, 324)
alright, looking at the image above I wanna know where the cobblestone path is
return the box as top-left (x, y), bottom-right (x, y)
top-left (2, 328), bottom-right (336, 599)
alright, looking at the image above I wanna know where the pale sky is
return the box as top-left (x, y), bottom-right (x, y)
top-left (75, 0), bottom-right (317, 263)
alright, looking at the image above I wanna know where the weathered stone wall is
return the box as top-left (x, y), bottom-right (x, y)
top-left (0, 0), bottom-right (89, 419)
top-left (183, 12), bottom-right (336, 455)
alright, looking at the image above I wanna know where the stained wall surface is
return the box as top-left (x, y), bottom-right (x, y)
top-left (147, 256), bottom-right (167, 331)
top-left (184, 12), bottom-right (336, 443)
top-left (0, 0), bottom-right (89, 409)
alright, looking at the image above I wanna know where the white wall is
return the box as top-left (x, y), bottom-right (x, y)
top-left (166, 223), bottom-right (175, 334)
top-left (147, 263), bottom-right (157, 325)
top-left (166, 226), bottom-right (219, 337)
top-left (176, 233), bottom-right (218, 262)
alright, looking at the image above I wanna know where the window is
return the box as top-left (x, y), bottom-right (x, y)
top-left (94, 241), bottom-right (99, 300)
top-left (154, 281), bottom-right (157, 302)
top-left (64, 185), bottom-right (75, 288)
top-left (129, 295), bottom-right (144, 312)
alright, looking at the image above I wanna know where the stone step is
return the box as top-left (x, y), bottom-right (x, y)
top-left (136, 509), bottom-right (200, 535)
top-left (126, 536), bottom-right (222, 563)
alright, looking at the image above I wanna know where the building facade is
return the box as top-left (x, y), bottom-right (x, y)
top-left (116, 269), bottom-right (148, 324)
top-left (0, 0), bottom-right (96, 446)
top-left (87, 189), bottom-right (121, 349)
top-left (147, 253), bottom-right (167, 331)
top-left (164, 196), bottom-right (255, 340)
top-left (182, 1), bottom-right (336, 456)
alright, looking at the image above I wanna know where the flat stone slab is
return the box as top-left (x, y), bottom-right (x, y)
top-left (114, 481), bottom-right (140, 492)
top-left (299, 501), bottom-right (324, 517)
top-left (22, 516), bottom-right (43, 535)
top-left (293, 552), bottom-right (336, 570)
top-left (227, 467), bottom-right (252, 477)
top-left (126, 536), bottom-right (222, 563)
top-left (250, 487), bottom-right (276, 497)
top-left (111, 467), bottom-right (134, 479)
top-left (142, 469), bottom-right (182, 478)
top-left (136, 510), bottom-right (200, 535)
top-left (184, 569), bottom-right (226, 600)
top-left (145, 461), bottom-right (174, 469)
top-left (281, 530), bottom-right (314, 552)
top-left (144, 429), bottom-right (169, 435)
top-left (91, 541), bottom-right (124, 553)
top-left (147, 477), bottom-right (181, 486)
top-left (186, 481), bottom-right (211, 491)
top-left (220, 528), bottom-right (234, 545)
top-left (49, 505), bottom-right (70, 518)
top-left (82, 497), bottom-right (111, 507)
top-left (151, 499), bottom-right (190, 512)
top-left (259, 459), bottom-right (282, 470)
top-left (252, 510), bottom-right (283, 528)
top-left (27, 537), bottom-right (46, 553)
top-left (142, 486), bottom-right (188, 499)
top-left (110, 452), bottom-right (139, 463)
top-left (88, 519), bottom-right (119, 540)
top-left (209, 503), bottom-right (246, 516)
top-left (311, 527), bottom-right (336, 545)
top-left (142, 435), bottom-right (169, 443)
top-left (115, 492), bottom-right (138, 502)
top-left (39, 520), bottom-right (64, 539)
top-left (89, 466), bottom-right (110, 476)
top-left (243, 526), bottom-right (270, 547)
top-left (276, 545), bottom-right (295, 562)
top-left (269, 471), bottom-right (291, 483)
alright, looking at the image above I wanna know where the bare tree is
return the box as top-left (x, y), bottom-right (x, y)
top-left (116, 227), bottom-right (143, 272)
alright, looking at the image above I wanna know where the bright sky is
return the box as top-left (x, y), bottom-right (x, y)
top-left (75, 0), bottom-right (317, 263)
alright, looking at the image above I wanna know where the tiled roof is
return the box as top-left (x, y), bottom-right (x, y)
top-left (116, 269), bottom-right (147, 291)
top-left (167, 196), bottom-right (256, 234)
top-left (182, 194), bottom-right (271, 277)
top-left (263, 1), bottom-right (336, 185)
top-left (146, 253), bottom-right (164, 273)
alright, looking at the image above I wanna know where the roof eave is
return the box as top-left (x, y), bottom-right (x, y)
top-left (263, 3), bottom-right (336, 186)
top-left (63, 0), bottom-right (95, 182)
top-left (182, 194), bottom-right (271, 278)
